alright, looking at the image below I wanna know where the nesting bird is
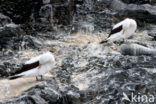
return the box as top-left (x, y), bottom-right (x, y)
top-left (9, 48), bottom-right (56, 80)
top-left (100, 18), bottom-right (137, 44)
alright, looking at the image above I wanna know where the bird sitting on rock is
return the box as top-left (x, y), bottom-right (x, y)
top-left (100, 18), bottom-right (137, 44)
top-left (9, 48), bottom-right (56, 81)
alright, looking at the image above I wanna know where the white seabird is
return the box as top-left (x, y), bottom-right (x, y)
top-left (100, 18), bottom-right (137, 44)
top-left (9, 48), bottom-right (56, 80)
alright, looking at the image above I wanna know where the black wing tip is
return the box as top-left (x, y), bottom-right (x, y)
top-left (108, 25), bottom-right (123, 37)
top-left (9, 75), bottom-right (23, 80)
top-left (99, 40), bottom-right (108, 44)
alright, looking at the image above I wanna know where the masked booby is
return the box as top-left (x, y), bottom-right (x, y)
top-left (9, 48), bottom-right (56, 81)
top-left (100, 18), bottom-right (137, 44)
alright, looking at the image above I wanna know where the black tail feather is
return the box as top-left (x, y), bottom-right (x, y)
top-left (99, 40), bottom-right (108, 44)
top-left (9, 75), bottom-right (23, 80)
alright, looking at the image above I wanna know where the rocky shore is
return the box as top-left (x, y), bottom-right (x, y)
top-left (0, 0), bottom-right (156, 104)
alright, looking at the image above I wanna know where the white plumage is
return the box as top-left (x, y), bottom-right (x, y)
top-left (100, 18), bottom-right (137, 43)
top-left (9, 51), bottom-right (55, 80)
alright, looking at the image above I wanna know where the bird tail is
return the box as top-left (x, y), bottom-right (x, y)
top-left (99, 39), bottom-right (108, 44)
top-left (8, 75), bottom-right (23, 80)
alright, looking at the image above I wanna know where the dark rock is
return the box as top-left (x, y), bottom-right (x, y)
top-left (0, 0), bottom-right (42, 24)
top-left (94, 9), bottom-right (116, 31)
top-left (1, 0), bottom-right (156, 104)
top-left (1, 80), bottom-right (63, 104)
top-left (0, 61), bottom-right (21, 77)
top-left (110, 0), bottom-right (156, 26)
top-left (53, 0), bottom-right (75, 25)
top-left (59, 52), bottom-right (156, 103)
top-left (39, 4), bottom-right (53, 24)
top-left (72, 0), bottom-right (115, 31)
top-left (0, 13), bottom-right (12, 27)
top-left (0, 0), bottom-right (76, 26)
top-left (0, 65), bottom-right (8, 77)
top-left (1, 44), bottom-right (156, 103)
top-left (0, 27), bottom-right (36, 50)
top-left (146, 24), bottom-right (156, 39)
top-left (122, 0), bottom-right (156, 5)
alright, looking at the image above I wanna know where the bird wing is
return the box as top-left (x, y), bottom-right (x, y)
top-left (108, 25), bottom-right (123, 38)
top-left (13, 61), bottom-right (40, 75)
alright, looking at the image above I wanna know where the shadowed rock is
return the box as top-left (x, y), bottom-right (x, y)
top-left (0, 27), bottom-right (36, 50)
top-left (0, 13), bottom-right (12, 27)
top-left (111, 0), bottom-right (156, 26)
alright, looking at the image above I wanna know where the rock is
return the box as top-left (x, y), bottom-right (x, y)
top-left (39, 4), bottom-right (53, 24)
top-left (72, 0), bottom-right (113, 31)
top-left (110, 0), bottom-right (156, 26)
top-left (0, 61), bottom-right (21, 77)
top-left (72, 22), bottom-right (94, 33)
top-left (1, 0), bottom-right (156, 103)
top-left (1, 80), bottom-right (63, 104)
top-left (120, 43), bottom-right (156, 56)
top-left (0, 27), bottom-right (36, 50)
top-left (0, 0), bottom-right (75, 25)
top-left (0, 0), bottom-right (42, 24)
top-left (0, 65), bottom-right (9, 77)
top-left (0, 13), bottom-right (12, 27)
top-left (122, 0), bottom-right (156, 5)
top-left (146, 24), bottom-right (156, 39)
top-left (94, 9), bottom-right (116, 31)
top-left (58, 50), bottom-right (156, 103)
top-left (2, 51), bottom-right (156, 103)
top-left (42, 0), bottom-right (50, 4)
top-left (53, 0), bottom-right (75, 25)
top-left (1, 34), bottom-right (156, 103)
